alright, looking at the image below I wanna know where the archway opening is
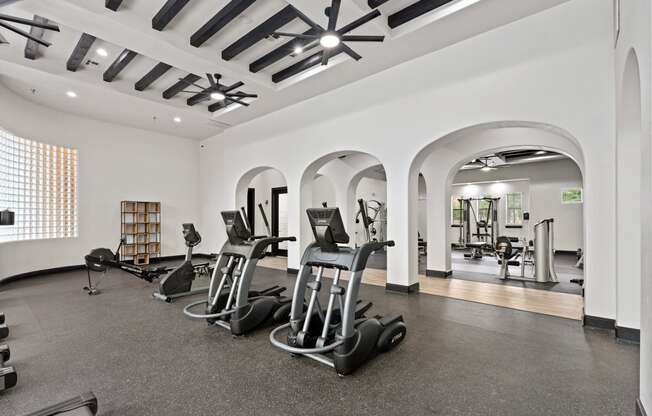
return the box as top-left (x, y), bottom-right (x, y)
top-left (410, 122), bottom-right (586, 320)
top-left (300, 152), bottom-right (388, 281)
top-left (235, 167), bottom-right (289, 259)
top-left (443, 148), bottom-right (584, 296)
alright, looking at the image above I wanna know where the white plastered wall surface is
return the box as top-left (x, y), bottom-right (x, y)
top-left (613, 0), bottom-right (651, 410)
top-left (199, 0), bottom-right (619, 324)
top-left (0, 84), bottom-right (201, 281)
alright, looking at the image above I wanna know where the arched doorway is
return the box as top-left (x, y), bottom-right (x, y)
top-left (409, 122), bottom-right (587, 319)
top-left (300, 151), bottom-right (388, 275)
top-left (235, 166), bottom-right (289, 257)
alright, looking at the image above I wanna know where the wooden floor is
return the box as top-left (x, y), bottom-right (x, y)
top-left (257, 256), bottom-right (584, 321)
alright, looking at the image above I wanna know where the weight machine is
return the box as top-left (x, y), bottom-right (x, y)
top-left (455, 197), bottom-right (500, 259)
top-left (355, 198), bottom-right (387, 246)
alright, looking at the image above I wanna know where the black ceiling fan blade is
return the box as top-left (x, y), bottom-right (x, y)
top-left (327, 0), bottom-right (341, 31)
top-left (321, 48), bottom-right (331, 66)
top-left (225, 97), bottom-right (250, 107)
top-left (223, 81), bottom-right (245, 93)
top-left (228, 92), bottom-right (258, 98)
top-left (179, 90), bottom-right (205, 93)
top-left (340, 44), bottom-right (361, 61)
top-left (206, 73), bottom-right (216, 87)
top-left (273, 32), bottom-right (319, 40)
top-left (0, 21), bottom-right (51, 47)
top-left (341, 35), bottom-right (384, 42)
top-left (0, 14), bottom-right (60, 31)
top-left (337, 9), bottom-right (381, 35)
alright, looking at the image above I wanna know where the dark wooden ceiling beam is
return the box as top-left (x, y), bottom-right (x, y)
top-left (66, 33), bottom-right (96, 72)
top-left (103, 49), bottom-right (138, 82)
top-left (249, 27), bottom-right (319, 73)
top-left (135, 62), bottom-right (173, 91)
top-left (152, 0), bottom-right (191, 31)
top-left (387, 0), bottom-right (454, 28)
top-left (368, 0), bottom-right (390, 8)
top-left (105, 0), bottom-right (124, 11)
top-left (272, 47), bottom-right (344, 83)
top-left (162, 73), bottom-right (201, 99)
top-left (222, 5), bottom-right (298, 61)
top-left (24, 15), bottom-right (47, 60)
top-left (190, 0), bottom-right (257, 47)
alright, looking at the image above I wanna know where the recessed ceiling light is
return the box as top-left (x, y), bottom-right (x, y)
top-left (210, 92), bottom-right (226, 101)
top-left (320, 33), bottom-right (340, 49)
top-left (535, 150), bottom-right (547, 155)
top-left (96, 48), bottom-right (108, 57)
top-left (66, 91), bottom-right (77, 98)
top-left (293, 45), bottom-right (303, 54)
top-left (173, 117), bottom-right (181, 123)
top-left (481, 166), bottom-right (493, 172)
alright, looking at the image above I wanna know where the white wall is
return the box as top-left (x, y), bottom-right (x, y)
top-left (449, 158), bottom-right (583, 251)
top-left (614, 0), bottom-right (651, 408)
top-left (198, 0), bottom-right (617, 323)
top-left (311, 174), bottom-right (336, 208)
top-left (0, 84), bottom-right (200, 280)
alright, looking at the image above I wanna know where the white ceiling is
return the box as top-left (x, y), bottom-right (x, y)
top-left (0, 0), bottom-right (570, 140)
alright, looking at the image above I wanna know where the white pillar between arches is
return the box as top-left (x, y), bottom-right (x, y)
top-left (422, 166), bottom-right (452, 275)
top-left (385, 168), bottom-right (419, 289)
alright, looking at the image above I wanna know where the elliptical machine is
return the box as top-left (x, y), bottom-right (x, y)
top-left (153, 223), bottom-right (211, 302)
top-left (270, 207), bottom-right (406, 376)
top-left (183, 211), bottom-right (296, 335)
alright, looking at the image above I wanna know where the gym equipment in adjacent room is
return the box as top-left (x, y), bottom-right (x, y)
top-left (0, 208), bottom-right (14, 226)
top-left (24, 392), bottom-right (98, 416)
top-left (495, 218), bottom-right (559, 283)
top-left (355, 198), bottom-right (387, 245)
top-left (1, 340), bottom-right (17, 392)
top-left (454, 197), bottom-right (500, 259)
top-left (183, 210), bottom-right (296, 335)
top-left (270, 207), bottom-right (406, 376)
top-left (152, 223), bottom-right (212, 303)
top-left (83, 240), bottom-right (173, 295)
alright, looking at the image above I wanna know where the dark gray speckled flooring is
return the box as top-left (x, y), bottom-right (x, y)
top-left (0, 266), bottom-right (639, 416)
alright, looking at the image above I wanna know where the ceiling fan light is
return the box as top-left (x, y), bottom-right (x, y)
top-left (293, 45), bottom-right (303, 54)
top-left (320, 33), bottom-right (340, 48)
top-left (210, 92), bottom-right (226, 101)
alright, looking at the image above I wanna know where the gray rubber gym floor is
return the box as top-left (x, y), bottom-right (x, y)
top-left (0, 266), bottom-right (638, 416)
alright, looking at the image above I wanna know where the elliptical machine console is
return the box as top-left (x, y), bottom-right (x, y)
top-left (270, 207), bottom-right (406, 376)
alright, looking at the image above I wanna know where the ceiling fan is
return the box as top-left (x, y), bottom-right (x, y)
top-left (474, 157), bottom-right (510, 172)
top-left (178, 73), bottom-right (258, 108)
top-left (271, 0), bottom-right (385, 66)
top-left (0, 13), bottom-right (59, 47)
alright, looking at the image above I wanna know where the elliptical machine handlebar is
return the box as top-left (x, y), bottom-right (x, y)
top-left (351, 239), bottom-right (394, 272)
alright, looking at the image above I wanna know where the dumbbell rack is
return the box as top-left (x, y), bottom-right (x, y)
top-left (0, 312), bottom-right (18, 392)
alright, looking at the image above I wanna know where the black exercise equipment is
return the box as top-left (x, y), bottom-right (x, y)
top-left (84, 239), bottom-right (172, 295)
top-left (24, 392), bottom-right (98, 416)
top-left (454, 197), bottom-right (500, 259)
top-left (184, 210), bottom-right (296, 335)
top-left (0, 343), bottom-right (17, 392)
top-left (0, 322), bottom-right (7, 340)
top-left (153, 223), bottom-right (211, 303)
top-left (270, 207), bottom-right (406, 376)
top-left (0, 209), bottom-right (14, 226)
top-left (0, 312), bottom-right (4, 324)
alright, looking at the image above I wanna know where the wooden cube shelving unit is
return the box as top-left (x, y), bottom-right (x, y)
top-left (121, 200), bottom-right (161, 265)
